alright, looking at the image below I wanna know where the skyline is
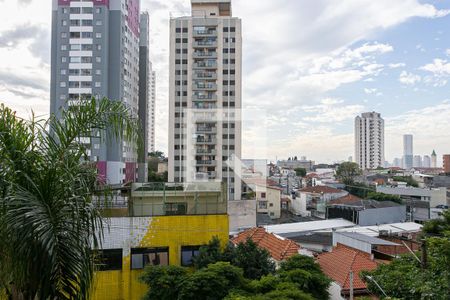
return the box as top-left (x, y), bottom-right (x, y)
top-left (1, 0), bottom-right (450, 164)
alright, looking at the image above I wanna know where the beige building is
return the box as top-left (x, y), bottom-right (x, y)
top-left (168, 0), bottom-right (242, 201)
top-left (255, 185), bottom-right (281, 219)
top-left (355, 112), bottom-right (385, 170)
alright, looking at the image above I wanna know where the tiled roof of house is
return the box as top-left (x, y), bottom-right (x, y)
top-left (306, 173), bottom-right (319, 178)
top-left (231, 227), bottom-right (300, 261)
top-left (329, 194), bottom-right (362, 205)
top-left (299, 186), bottom-right (344, 194)
top-left (317, 243), bottom-right (378, 291)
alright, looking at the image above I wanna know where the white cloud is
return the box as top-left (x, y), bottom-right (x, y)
top-left (388, 62), bottom-right (406, 68)
top-left (420, 58), bottom-right (450, 75)
top-left (446, 49), bottom-right (450, 56)
top-left (399, 71), bottom-right (421, 85)
top-left (301, 98), bottom-right (364, 123)
top-left (364, 88), bottom-right (377, 94)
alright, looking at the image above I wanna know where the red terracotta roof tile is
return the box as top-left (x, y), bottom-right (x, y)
top-left (329, 194), bottom-right (362, 205)
top-left (299, 186), bottom-right (344, 194)
top-left (231, 227), bottom-right (300, 261)
top-left (317, 243), bottom-right (378, 291)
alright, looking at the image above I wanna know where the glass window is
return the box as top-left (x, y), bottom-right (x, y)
top-left (95, 70), bottom-right (101, 75)
top-left (61, 32), bottom-right (67, 38)
top-left (70, 44), bottom-right (81, 50)
top-left (61, 45), bottom-right (67, 51)
top-left (62, 20), bottom-right (67, 26)
top-left (95, 57), bottom-right (101, 63)
top-left (95, 249), bottom-right (122, 271)
top-left (95, 32), bottom-right (102, 38)
top-left (95, 82), bottom-right (101, 87)
top-left (60, 82), bottom-right (66, 88)
top-left (60, 69), bottom-right (66, 75)
top-left (130, 248), bottom-right (169, 270)
top-left (96, 20), bottom-right (102, 26)
top-left (181, 246), bottom-right (200, 266)
top-left (95, 7), bottom-right (102, 14)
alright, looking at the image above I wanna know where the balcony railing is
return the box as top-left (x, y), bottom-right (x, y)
top-left (196, 160), bottom-right (217, 166)
top-left (194, 41), bottom-right (217, 48)
top-left (193, 52), bottom-right (217, 58)
top-left (192, 94), bottom-right (217, 101)
top-left (193, 83), bottom-right (217, 91)
top-left (196, 138), bottom-right (217, 144)
top-left (193, 62), bottom-right (217, 69)
top-left (193, 30), bottom-right (217, 36)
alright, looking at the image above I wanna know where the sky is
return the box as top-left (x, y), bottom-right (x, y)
top-left (1, 0), bottom-right (450, 164)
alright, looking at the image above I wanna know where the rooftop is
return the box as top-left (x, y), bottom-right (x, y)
top-left (337, 222), bottom-right (422, 237)
top-left (317, 243), bottom-right (378, 291)
top-left (265, 218), bottom-right (355, 237)
top-left (299, 186), bottom-right (344, 194)
top-left (231, 227), bottom-right (300, 261)
top-left (335, 232), bottom-right (399, 246)
top-left (329, 194), bottom-right (362, 205)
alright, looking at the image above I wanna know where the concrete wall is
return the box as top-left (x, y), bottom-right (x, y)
top-left (358, 206), bottom-right (406, 226)
top-left (228, 200), bottom-right (256, 232)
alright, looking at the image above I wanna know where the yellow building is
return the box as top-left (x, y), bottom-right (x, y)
top-left (92, 182), bottom-right (229, 300)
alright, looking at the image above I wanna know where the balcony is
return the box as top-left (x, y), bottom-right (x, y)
top-left (196, 149), bottom-right (216, 155)
top-left (196, 138), bottom-right (217, 145)
top-left (196, 126), bottom-right (217, 133)
top-left (193, 62), bottom-right (217, 69)
top-left (196, 160), bottom-right (217, 166)
top-left (193, 30), bottom-right (217, 37)
top-left (193, 51), bottom-right (217, 59)
top-left (193, 83), bottom-right (217, 91)
top-left (193, 41), bottom-right (217, 48)
top-left (193, 72), bottom-right (217, 80)
top-left (193, 103), bottom-right (217, 109)
top-left (192, 94), bottom-right (217, 101)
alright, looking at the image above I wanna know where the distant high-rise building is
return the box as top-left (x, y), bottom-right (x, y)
top-left (413, 155), bottom-right (422, 168)
top-left (443, 154), bottom-right (450, 173)
top-left (51, 0), bottom-right (147, 184)
top-left (403, 134), bottom-right (413, 170)
top-left (168, 0), bottom-right (242, 200)
top-left (149, 68), bottom-right (156, 152)
top-left (431, 150), bottom-right (437, 168)
top-left (393, 157), bottom-right (402, 168)
top-left (423, 155), bottom-right (431, 168)
top-left (354, 112), bottom-right (385, 170)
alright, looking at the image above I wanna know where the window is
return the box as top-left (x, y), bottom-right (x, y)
top-left (60, 69), bottom-right (66, 75)
top-left (131, 248), bottom-right (169, 269)
top-left (261, 192), bottom-right (266, 198)
top-left (96, 249), bottom-right (123, 271)
top-left (95, 32), bottom-right (102, 38)
top-left (82, 44), bottom-right (93, 50)
top-left (95, 7), bottom-right (102, 14)
top-left (70, 32), bottom-right (80, 38)
top-left (69, 7), bottom-right (80, 14)
top-left (70, 20), bottom-right (80, 26)
top-left (60, 82), bottom-right (66, 88)
top-left (95, 57), bottom-right (101, 63)
top-left (62, 8), bottom-right (68, 13)
top-left (61, 44), bottom-right (67, 51)
top-left (70, 44), bottom-right (81, 50)
top-left (61, 32), bottom-right (67, 38)
top-left (164, 203), bottom-right (187, 215)
top-left (62, 20), bottom-right (67, 26)
top-left (59, 94), bottom-right (66, 100)
top-left (95, 82), bottom-right (101, 87)
top-left (259, 201), bottom-right (267, 209)
top-left (82, 20), bottom-right (93, 26)
top-left (269, 203), bottom-right (274, 207)
top-left (82, 7), bottom-right (93, 14)
top-left (82, 32), bottom-right (93, 38)
top-left (96, 20), bottom-right (102, 26)
top-left (95, 69), bottom-right (101, 75)
top-left (96, 44), bottom-right (102, 50)
top-left (70, 57), bottom-right (81, 63)
top-left (181, 246), bottom-right (200, 266)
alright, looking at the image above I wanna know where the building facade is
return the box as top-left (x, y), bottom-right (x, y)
top-left (423, 155), bottom-right (431, 168)
top-left (354, 112), bottom-right (385, 170)
top-left (168, 0), bottom-right (242, 201)
top-left (403, 134), bottom-right (413, 170)
top-left (413, 155), bottom-right (422, 168)
top-left (51, 0), bottom-right (150, 184)
top-left (444, 154), bottom-right (450, 173)
top-left (431, 150), bottom-right (437, 168)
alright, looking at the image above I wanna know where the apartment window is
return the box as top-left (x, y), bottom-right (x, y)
top-left (269, 203), bottom-right (274, 207)
top-left (175, 28), bottom-right (187, 33)
top-left (82, 20), bottom-right (93, 26)
top-left (70, 32), bottom-right (80, 38)
top-left (95, 7), bottom-right (102, 14)
top-left (95, 82), bottom-right (101, 87)
top-left (95, 57), bottom-right (101, 63)
top-left (61, 32), bottom-right (67, 38)
top-left (259, 201), bottom-right (267, 209)
top-left (96, 249), bottom-right (122, 271)
top-left (70, 20), bottom-right (80, 26)
top-left (62, 8), bottom-right (68, 13)
top-left (182, 38), bottom-right (188, 43)
top-left (60, 82), bottom-right (66, 88)
top-left (95, 69), bottom-right (101, 75)
top-left (175, 38), bottom-right (181, 43)
top-left (60, 69), bottom-right (66, 75)
top-left (96, 44), bottom-right (102, 50)
top-left (69, 7), bottom-right (81, 14)
top-left (59, 94), bottom-right (66, 100)
top-left (181, 246), bottom-right (200, 266)
top-left (62, 20), bottom-right (67, 26)
top-left (95, 20), bottom-right (103, 26)
top-left (82, 7), bottom-right (93, 14)
top-left (82, 44), bottom-right (93, 50)
top-left (95, 32), bottom-right (102, 38)
top-left (261, 192), bottom-right (266, 198)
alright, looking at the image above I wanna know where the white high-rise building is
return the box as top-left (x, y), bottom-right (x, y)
top-left (423, 155), bottom-right (431, 168)
top-left (355, 112), bottom-right (385, 170)
top-left (413, 155), bottom-right (422, 168)
top-left (168, 0), bottom-right (242, 201)
top-left (431, 150), bottom-right (437, 168)
top-left (403, 134), bottom-right (413, 170)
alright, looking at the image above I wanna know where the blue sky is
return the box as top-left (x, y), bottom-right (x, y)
top-left (0, 0), bottom-right (449, 164)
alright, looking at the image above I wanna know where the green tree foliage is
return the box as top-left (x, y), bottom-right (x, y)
top-left (366, 192), bottom-right (402, 204)
top-left (294, 168), bottom-right (307, 177)
top-left (344, 182), bottom-right (374, 198)
top-left (362, 210), bottom-right (450, 299)
top-left (192, 236), bottom-right (226, 269)
top-left (233, 238), bottom-right (276, 280)
top-left (139, 265), bottom-right (188, 300)
top-left (0, 99), bottom-right (140, 299)
top-left (392, 176), bottom-right (419, 187)
top-left (335, 162), bottom-right (362, 185)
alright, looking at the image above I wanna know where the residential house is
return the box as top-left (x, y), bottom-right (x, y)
top-left (231, 227), bottom-right (306, 265)
top-left (317, 243), bottom-right (379, 299)
top-left (294, 186), bottom-right (348, 218)
top-left (243, 179), bottom-right (282, 219)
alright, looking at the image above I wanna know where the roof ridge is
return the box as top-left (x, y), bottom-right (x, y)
top-left (343, 250), bottom-right (359, 288)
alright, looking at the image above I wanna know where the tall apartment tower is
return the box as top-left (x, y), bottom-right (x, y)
top-left (149, 67), bottom-right (156, 152)
top-left (50, 0), bottom-right (149, 184)
top-left (431, 150), bottom-right (437, 168)
top-left (168, 0), bottom-right (242, 200)
top-left (423, 155), bottom-right (431, 168)
top-left (403, 134), bottom-right (413, 170)
top-left (354, 112), bottom-right (385, 170)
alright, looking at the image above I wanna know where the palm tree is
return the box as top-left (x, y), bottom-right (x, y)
top-left (0, 98), bottom-right (140, 299)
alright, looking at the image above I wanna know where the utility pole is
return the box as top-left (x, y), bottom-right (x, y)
top-left (349, 271), bottom-right (354, 300)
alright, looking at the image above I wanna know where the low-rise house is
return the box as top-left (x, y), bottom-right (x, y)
top-left (243, 179), bottom-right (282, 219)
top-left (317, 243), bottom-right (379, 299)
top-left (326, 199), bottom-right (406, 226)
top-left (294, 186), bottom-right (348, 218)
top-left (231, 227), bottom-right (305, 264)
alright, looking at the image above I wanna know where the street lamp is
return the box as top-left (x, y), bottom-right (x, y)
top-left (365, 275), bottom-right (388, 298)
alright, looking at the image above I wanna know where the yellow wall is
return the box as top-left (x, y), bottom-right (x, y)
top-left (92, 214), bottom-right (229, 300)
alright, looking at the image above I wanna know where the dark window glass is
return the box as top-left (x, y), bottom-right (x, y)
top-left (181, 246), bottom-right (200, 266)
top-left (130, 248), bottom-right (169, 269)
top-left (96, 249), bottom-right (123, 271)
